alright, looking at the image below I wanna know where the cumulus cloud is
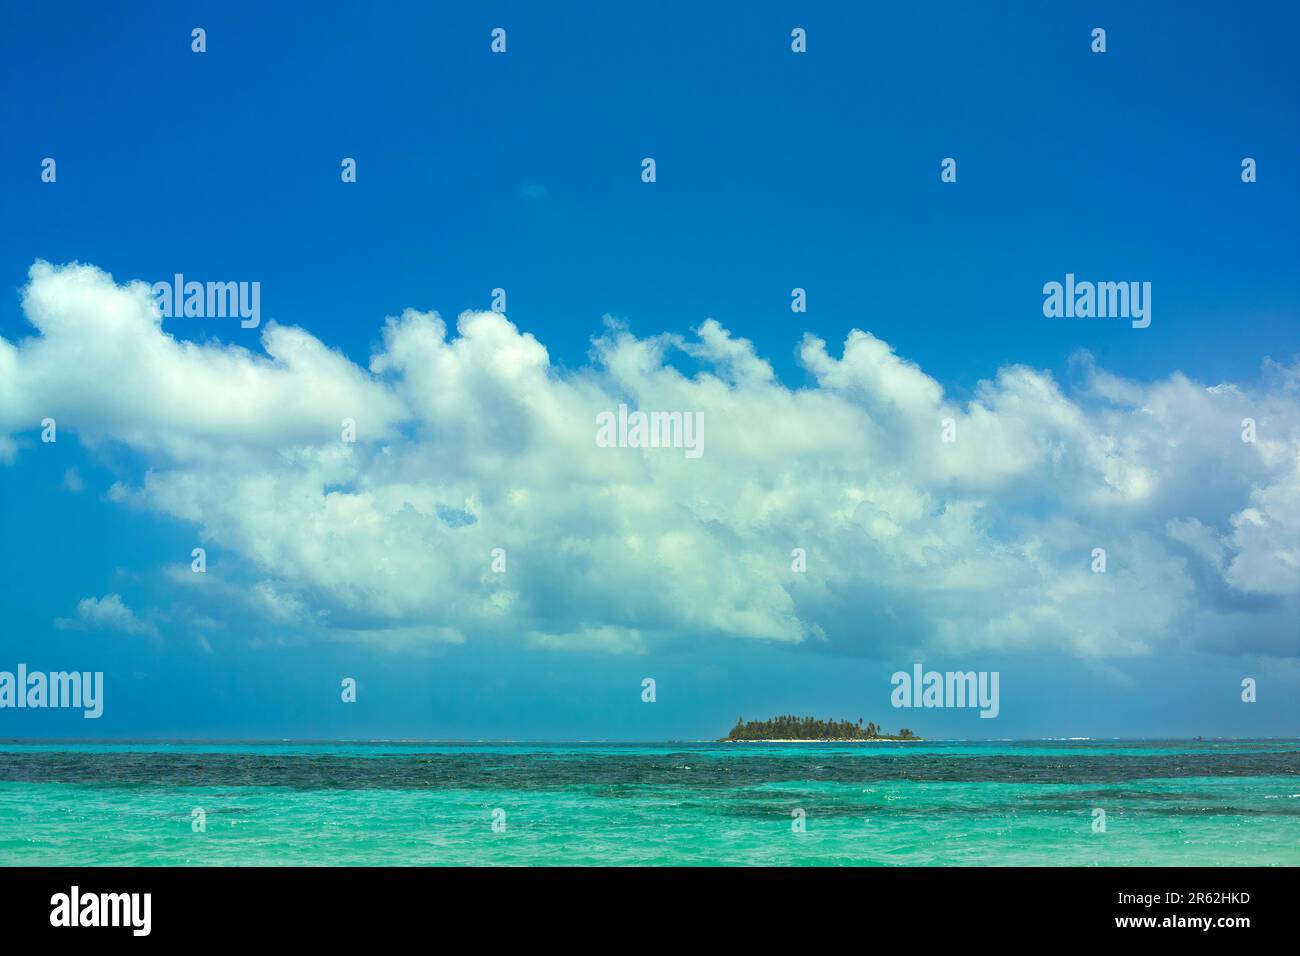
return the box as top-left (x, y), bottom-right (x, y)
top-left (4, 261), bottom-right (405, 462)
top-left (5, 261), bottom-right (1299, 660)
top-left (55, 593), bottom-right (157, 637)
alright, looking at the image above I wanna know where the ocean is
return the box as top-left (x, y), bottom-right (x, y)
top-left (0, 739), bottom-right (1296, 866)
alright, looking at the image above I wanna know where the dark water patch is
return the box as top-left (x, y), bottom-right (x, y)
top-left (0, 750), bottom-right (1296, 792)
top-left (1019, 787), bottom-right (1298, 806)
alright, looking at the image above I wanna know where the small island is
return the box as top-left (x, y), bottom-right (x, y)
top-left (721, 716), bottom-right (921, 742)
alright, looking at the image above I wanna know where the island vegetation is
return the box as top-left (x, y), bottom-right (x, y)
top-left (722, 716), bottom-right (920, 742)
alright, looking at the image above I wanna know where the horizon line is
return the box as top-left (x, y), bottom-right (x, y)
top-left (2, 736), bottom-right (1295, 745)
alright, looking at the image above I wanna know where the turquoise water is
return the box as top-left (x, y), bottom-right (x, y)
top-left (0, 740), bottom-right (1296, 865)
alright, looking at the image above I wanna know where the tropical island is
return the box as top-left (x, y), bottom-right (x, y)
top-left (721, 716), bottom-right (921, 742)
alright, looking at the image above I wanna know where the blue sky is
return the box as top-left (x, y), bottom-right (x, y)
top-left (0, 2), bottom-right (1297, 739)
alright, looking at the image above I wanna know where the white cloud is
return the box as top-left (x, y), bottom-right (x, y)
top-left (55, 593), bottom-right (156, 636)
top-left (5, 261), bottom-right (1299, 659)
top-left (3, 261), bottom-right (405, 463)
top-left (1222, 457), bottom-right (1300, 595)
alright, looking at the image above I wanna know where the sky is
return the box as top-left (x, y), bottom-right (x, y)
top-left (0, 1), bottom-right (1297, 739)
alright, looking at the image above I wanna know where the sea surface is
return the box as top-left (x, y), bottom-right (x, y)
top-left (0, 739), bottom-right (1296, 866)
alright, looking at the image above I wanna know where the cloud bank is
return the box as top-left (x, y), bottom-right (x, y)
top-left (3, 262), bottom-right (1297, 660)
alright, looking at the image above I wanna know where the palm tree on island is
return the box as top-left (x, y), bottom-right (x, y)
top-left (721, 715), bottom-right (922, 742)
